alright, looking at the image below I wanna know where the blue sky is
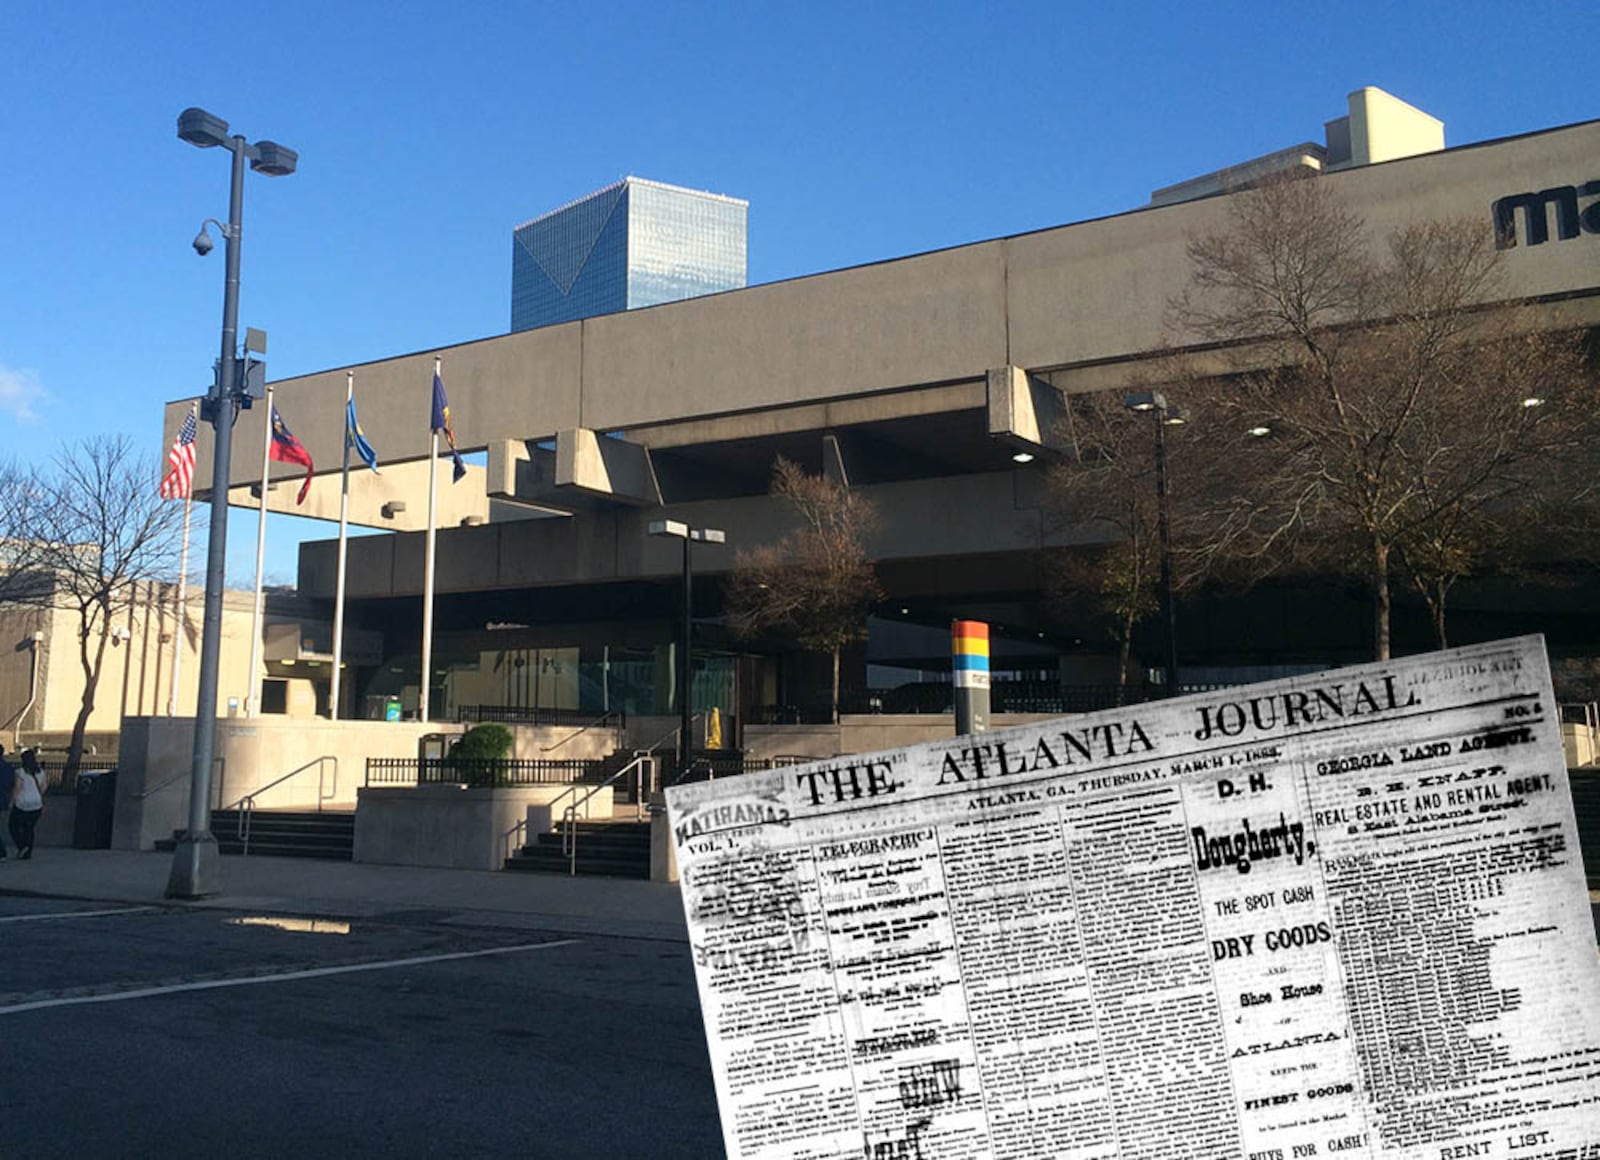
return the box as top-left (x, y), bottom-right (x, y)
top-left (2, 0), bottom-right (1595, 586)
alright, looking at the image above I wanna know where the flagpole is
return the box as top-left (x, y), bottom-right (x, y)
top-left (421, 356), bottom-right (441, 723)
top-left (246, 384), bottom-right (274, 717)
top-left (331, 371), bottom-right (354, 720)
top-left (168, 490), bottom-right (194, 716)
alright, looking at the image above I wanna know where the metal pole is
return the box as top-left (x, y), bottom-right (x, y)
top-left (680, 533), bottom-right (692, 782)
top-left (168, 136), bottom-right (245, 898)
top-left (421, 356), bottom-right (441, 723)
top-left (245, 382), bottom-right (274, 717)
top-left (168, 489), bottom-right (193, 716)
top-left (1154, 410), bottom-right (1179, 697)
top-left (330, 370), bottom-right (353, 719)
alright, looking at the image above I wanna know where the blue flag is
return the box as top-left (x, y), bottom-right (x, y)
top-left (346, 398), bottom-right (380, 474)
top-left (430, 373), bottom-right (466, 483)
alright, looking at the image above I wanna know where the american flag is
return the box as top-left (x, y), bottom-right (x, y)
top-left (159, 402), bottom-right (199, 500)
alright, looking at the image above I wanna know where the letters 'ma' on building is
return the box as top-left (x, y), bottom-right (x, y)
top-left (1493, 182), bottom-right (1600, 248)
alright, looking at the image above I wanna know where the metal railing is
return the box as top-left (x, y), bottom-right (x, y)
top-left (365, 756), bottom-right (603, 789)
top-left (666, 753), bottom-right (809, 787)
top-left (541, 709), bottom-right (627, 754)
top-left (219, 755), bottom-right (338, 857)
top-left (136, 758), bottom-right (219, 803)
top-left (503, 816), bottom-right (528, 865)
top-left (745, 703), bottom-right (835, 725)
top-left (457, 705), bottom-right (611, 727)
top-left (635, 711), bottom-right (708, 764)
top-left (34, 757), bottom-right (116, 795)
top-left (555, 751), bottom-right (656, 876)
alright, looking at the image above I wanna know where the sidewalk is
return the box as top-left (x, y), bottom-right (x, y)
top-left (5, 849), bottom-right (1594, 947)
top-left (0, 848), bottom-right (690, 943)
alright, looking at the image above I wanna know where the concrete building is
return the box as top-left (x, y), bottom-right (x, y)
top-left (0, 582), bottom-right (374, 754)
top-left (160, 92), bottom-right (1600, 744)
top-left (1149, 86), bottom-right (1446, 206)
top-left (511, 176), bottom-right (748, 332)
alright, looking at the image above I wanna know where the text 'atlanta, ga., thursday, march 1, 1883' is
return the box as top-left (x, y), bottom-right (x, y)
top-left (668, 635), bottom-right (1600, 1160)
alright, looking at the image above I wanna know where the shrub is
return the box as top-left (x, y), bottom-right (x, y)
top-left (445, 724), bottom-right (514, 786)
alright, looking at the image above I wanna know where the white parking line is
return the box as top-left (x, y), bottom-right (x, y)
top-left (0, 937), bottom-right (582, 1016)
top-left (0, 906), bottom-right (159, 924)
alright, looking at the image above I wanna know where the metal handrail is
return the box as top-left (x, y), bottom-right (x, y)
top-left (221, 756), bottom-right (338, 857)
top-left (541, 708), bottom-right (626, 754)
top-left (638, 711), bottom-right (705, 759)
top-left (557, 752), bottom-right (655, 876)
top-left (503, 817), bottom-right (528, 864)
top-left (134, 755), bottom-right (223, 801)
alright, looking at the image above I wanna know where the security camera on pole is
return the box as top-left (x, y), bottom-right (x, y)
top-left (167, 107), bottom-right (296, 900)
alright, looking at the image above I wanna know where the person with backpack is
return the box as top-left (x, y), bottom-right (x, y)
top-left (9, 747), bottom-right (45, 860)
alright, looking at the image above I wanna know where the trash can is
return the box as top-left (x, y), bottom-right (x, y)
top-left (72, 769), bottom-right (117, 849)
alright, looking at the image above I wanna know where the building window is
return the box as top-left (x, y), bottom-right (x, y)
top-left (260, 679), bottom-right (289, 715)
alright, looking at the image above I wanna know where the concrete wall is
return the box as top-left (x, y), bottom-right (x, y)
top-left (112, 716), bottom-right (198, 851)
top-left (111, 716), bottom-right (462, 850)
top-left (12, 790), bottom-right (75, 850)
top-left (211, 718), bottom-right (465, 812)
top-left (508, 723), bottom-right (620, 761)
top-left (355, 784), bottom-right (567, 871)
top-left (745, 713), bottom-right (1069, 763)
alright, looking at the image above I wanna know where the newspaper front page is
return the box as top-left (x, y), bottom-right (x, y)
top-left (668, 636), bottom-right (1600, 1159)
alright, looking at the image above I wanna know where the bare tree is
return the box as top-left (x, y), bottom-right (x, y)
top-left (1174, 174), bottom-right (1598, 659)
top-left (1044, 391), bottom-right (1185, 697)
top-left (724, 457), bottom-right (882, 722)
top-left (2, 437), bottom-right (187, 775)
top-left (0, 459), bottom-right (54, 599)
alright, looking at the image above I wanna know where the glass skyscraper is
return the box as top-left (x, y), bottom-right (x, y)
top-left (511, 177), bottom-right (748, 332)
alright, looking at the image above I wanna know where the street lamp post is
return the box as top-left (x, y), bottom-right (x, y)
top-left (647, 519), bottom-right (726, 783)
top-left (1124, 391), bottom-right (1185, 698)
top-left (167, 108), bottom-right (297, 900)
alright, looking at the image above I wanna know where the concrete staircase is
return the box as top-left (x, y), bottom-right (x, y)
top-left (156, 809), bottom-right (355, 861)
top-left (504, 819), bottom-right (652, 879)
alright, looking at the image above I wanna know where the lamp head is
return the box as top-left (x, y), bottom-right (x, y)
top-left (250, 141), bottom-right (298, 177)
top-left (191, 225), bottom-right (214, 256)
top-left (177, 107), bottom-right (230, 148)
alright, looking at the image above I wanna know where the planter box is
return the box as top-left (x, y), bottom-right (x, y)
top-left (355, 784), bottom-right (595, 871)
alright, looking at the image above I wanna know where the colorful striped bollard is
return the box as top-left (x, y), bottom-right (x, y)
top-left (952, 620), bottom-right (990, 735)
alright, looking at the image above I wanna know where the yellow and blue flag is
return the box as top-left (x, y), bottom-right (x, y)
top-left (430, 373), bottom-right (466, 483)
top-left (346, 398), bottom-right (379, 474)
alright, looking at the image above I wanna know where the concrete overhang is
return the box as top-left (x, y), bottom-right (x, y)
top-left (485, 436), bottom-right (656, 514)
top-left (217, 457), bottom-right (488, 532)
top-left (263, 620), bottom-right (383, 665)
top-left (986, 365), bottom-right (1071, 458)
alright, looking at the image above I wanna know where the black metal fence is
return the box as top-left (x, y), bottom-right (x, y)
top-left (365, 757), bottom-right (604, 789)
top-left (457, 705), bottom-right (624, 728)
top-left (27, 756), bottom-right (118, 795)
top-left (668, 754), bottom-right (795, 786)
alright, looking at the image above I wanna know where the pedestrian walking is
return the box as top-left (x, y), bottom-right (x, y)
top-left (0, 743), bottom-right (11, 860)
top-left (9, 747), bottom-right (45, 860)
